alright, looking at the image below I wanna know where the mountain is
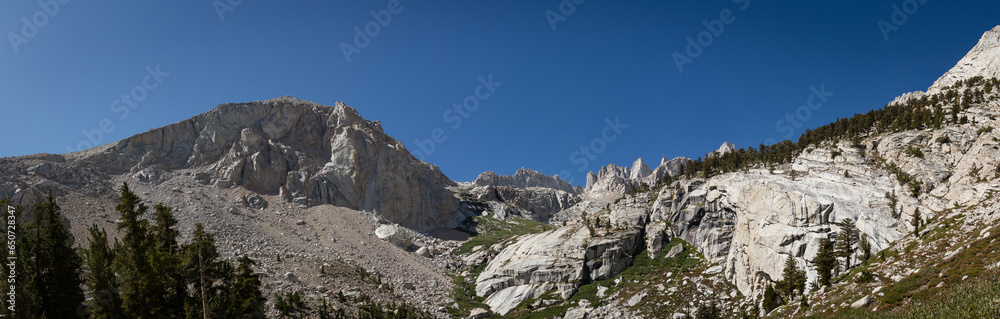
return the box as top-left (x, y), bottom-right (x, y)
top-left (6, 25), bottom-right (1000, 319)
top-left (459, 25), bottom-right (1000, 318)
top-left (3, 97), bottom-right (467, 232)
top-left (928, 26), bottom-right (1000, 94)
top-left (472, 168), bottom-right (578, 194)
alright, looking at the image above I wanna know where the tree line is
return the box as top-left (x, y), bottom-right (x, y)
top-left (0, 183), bottom-right (265, 319)
top-left (678, 76), bottom-right (1000, 180)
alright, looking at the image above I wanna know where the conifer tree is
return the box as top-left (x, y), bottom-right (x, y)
top-left (184, 223), bottom-right (227, 318)
top-left (18, 193), bottom-right (85, 318)
top-left (148, 204), bottom-right (185, 318)
top-left (230, 255), bottom-right (266, 318)
top-left (762, 284), bottom-right (782, 313)
top-left (815, 238), bottom-right (837, 286)
top-left (776, 255), bottom-right (806, 299)
top-left (912, 209), bottom-right (922, 237)
top-left (112, 182), bottom-right (157, 318)
top-left (83, 225), bottom-right (123, 319)
top-left (835, 218), bottom-right (859, 270)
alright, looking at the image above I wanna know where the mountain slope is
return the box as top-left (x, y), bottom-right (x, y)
top-left (4, 97), bottom-right (467, 232)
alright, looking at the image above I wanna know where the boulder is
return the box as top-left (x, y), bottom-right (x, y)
top-left (375, 225), bottom-right (413, 249)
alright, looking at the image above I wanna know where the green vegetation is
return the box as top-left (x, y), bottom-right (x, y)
top-left (905, 145), bottom-right (924, 158)
top-left (836, 219), bottom-right (859, 269)
top-left (675, 78), bottom-right (1000, 180)
top-left (453, 216), bottom-right (555, 256)
top-left (0, 195), bottom-right (85, 318)
top-left (0, 184), bottom-right (268, 318)
top-left (815, 238), bottom-right (837, 286)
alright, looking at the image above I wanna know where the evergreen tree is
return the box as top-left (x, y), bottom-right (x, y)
top-left (184, 223), bottom-right (228, 318)
top-left (912, 209), bottom-right (922, 237)
top-left (815, 238), bottom-right (837, 286)
top-left (83, 225), bottom-right (123, 319)
top-left (696, 300), bottom-right (722, 319)
top-left (835, 219), bottom-right (859, 270)
top-left (762, 284), bottom-right (782, 313)
top-left (859, 234), bottom-right (873, 263)
top-left (775, 255), bottom-right (806, 299)
top-left (112, 182), bottom-right (157, 318)
top-left (148, 204), bottom-right (185, 318)
top-left (230, 255), bottom-right (266, 318)
top-left (18, 193), bottom-right (86, 318)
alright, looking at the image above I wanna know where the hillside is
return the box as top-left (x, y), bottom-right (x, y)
top-left (3, 26), bottom-right (1000, 319)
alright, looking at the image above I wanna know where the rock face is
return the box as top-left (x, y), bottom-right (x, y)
top-left (7, 97), bottom-right (465, 232)
top-left (468, 185), bottom-right (579, 222)
top-left (474, 224), bottom-right (642, 315)
top-left (928, 26), bottom-right (1000, 94)
top-left (473, 168), bottom-right (577, 194)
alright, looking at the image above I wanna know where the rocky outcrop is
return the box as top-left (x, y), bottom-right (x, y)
top-left (15, 97), bottom-right (465, 232)
top-left (927, 26), bottom-right (1000, 94)
top-left (473, 168), bottom-right (577, 194)
top-left (468, 186), bottom-right (579, 222)
top-left (629, 158), bottom-right (652, 180)
top-left (474, 223), bottom-right (643, 315)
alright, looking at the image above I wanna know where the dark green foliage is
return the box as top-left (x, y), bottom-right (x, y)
top-left (859, 234), bottom-right (872, 263)
top-left (905, 145), bottom-right (924, 158)
top-left (836, 219), bottom-right (859, 270)
top-left (17, 194), bottom-right (86, 318)
top-left (678, 81), bottom-right (999, 179)
top-left (815, 238), bottom-right (837, 286)
top-left (231, 255), bottom-right (266, 318)
top-left (776, 255), bottom-right (806, 299)
top-left (696, 300), bottom-right (722, 319)
top-left (762, 284), bottom-right (782, 314)
top-left (856, 271), bottom-right (875, 284)
top-left (82, 225), bottom-right (123, 319)
top-left (912, 209), bottom-right (922, 237)
top-left (112, 183), bottom-right (158, 318)
top-left (274, 290), bottom-right (305, 315)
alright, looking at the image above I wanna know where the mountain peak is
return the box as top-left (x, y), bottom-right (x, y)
top-left (927, 25), bottom-right (1000, 94)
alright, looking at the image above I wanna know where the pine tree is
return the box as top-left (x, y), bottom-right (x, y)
top-left (148, 204), bottom-right (185, 318)
top-left (859, 234), bottom-right (873, 263)
top-left (815, 238), bottom-right (837, 286)
top-left (19, 193), bottom-right (85, 318)
top-left (112, 182), bottom-right (157, 318)
top-left (835, 218), bottom-right (859, 270)
top-left (83, 225), bottom-right (123, 319)
top-left (230, 255), bottom-right (266, 318)
top-left (762, 284), bottom-right (782, 313)
top-left (912, 209), bottom-right (922, 237)
top-left (184, 223), bottom-right (229, 318)
top-left (776, 255), bottom-right (806, 298)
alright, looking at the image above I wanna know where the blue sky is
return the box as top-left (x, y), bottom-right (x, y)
top-left (1, 1), bottom-right (998, 185)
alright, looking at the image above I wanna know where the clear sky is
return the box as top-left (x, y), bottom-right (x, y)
top-left (1, 1), bottom-right (998, 185)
